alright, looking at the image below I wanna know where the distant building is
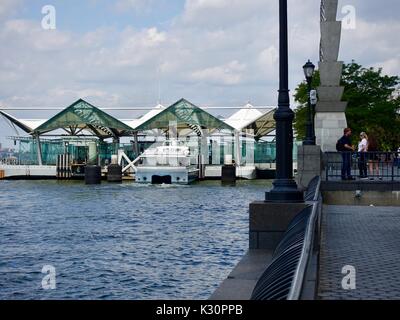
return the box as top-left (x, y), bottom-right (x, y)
top-left (0, 143), bottom-right (16, 159)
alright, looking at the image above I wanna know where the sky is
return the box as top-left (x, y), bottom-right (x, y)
top-left (1, 0), bottom-right (399, 146)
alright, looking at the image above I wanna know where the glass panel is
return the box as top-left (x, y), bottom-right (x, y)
top-left (35, 99), bottom-right (134, 135)
top-left (135, 99), bottom-right (234, 132)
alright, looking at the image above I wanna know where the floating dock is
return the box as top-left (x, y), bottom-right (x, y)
top-left (0, 165), bottom-right (56, 179)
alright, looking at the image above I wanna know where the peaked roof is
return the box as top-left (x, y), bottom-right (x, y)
top-left (134, 98), bottom-right (235, 132)
top-left (224, 103), bottom-right (264, 131)
top-left (242, 107), bottom-right (277, 138)
top-left (33, 99), bottom-right (134, 137)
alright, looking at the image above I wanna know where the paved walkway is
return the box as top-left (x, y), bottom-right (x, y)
top-left (318, 205), bottom-right (400, 300)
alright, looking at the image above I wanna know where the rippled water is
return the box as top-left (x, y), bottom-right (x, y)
top-left (0, 179), bottom-right (271, 300)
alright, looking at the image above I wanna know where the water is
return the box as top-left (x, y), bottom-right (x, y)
top-left (0, 179), bottom-right (272, 300)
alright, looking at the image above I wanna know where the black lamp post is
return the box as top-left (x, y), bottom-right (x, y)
top-left (265, 0), bottom-right (303, 203)
top-left (303, 60), bottom-right (316, 145)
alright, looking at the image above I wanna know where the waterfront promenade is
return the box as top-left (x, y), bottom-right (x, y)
top-left (318, 205), bottom-right (400, 300)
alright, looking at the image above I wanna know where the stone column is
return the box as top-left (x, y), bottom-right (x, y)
top-left (297, 145), bottom-right (323, 189)
top-left (315, 0), bottom-right (348, 152)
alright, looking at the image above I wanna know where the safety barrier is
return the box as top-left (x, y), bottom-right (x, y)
top-left (251, 176), bottom-right (321, 300)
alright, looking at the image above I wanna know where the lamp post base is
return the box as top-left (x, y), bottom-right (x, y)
top-left (303, 122), bottom-right (315, 146)
top-left (265, 179), bottom-right (304, 203)
top-left (265, 190), bottom-right (304, 203)
top-left (302, 139), bottom-right (315, 146)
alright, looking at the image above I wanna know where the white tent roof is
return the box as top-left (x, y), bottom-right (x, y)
top-left (18, 119), bottom-right (47, 130)
top-left (224, 103), bottom-right (264, 131)
top-left (121, 104), bottom-right (165, 130)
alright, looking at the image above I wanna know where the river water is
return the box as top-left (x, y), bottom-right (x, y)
top-left (0, 179), bottom-right (271, 300)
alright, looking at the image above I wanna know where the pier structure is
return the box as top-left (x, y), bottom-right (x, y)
top-left (0, 98), bottom-right (280, 182)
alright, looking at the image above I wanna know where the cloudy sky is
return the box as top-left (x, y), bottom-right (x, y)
top-left (0, 0), bottom-right (399, 146)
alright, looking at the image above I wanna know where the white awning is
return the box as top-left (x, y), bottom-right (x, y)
top-left (120, 104), bottom-right (165, 130)
top-left (224, 103), bottom-right (275, 134)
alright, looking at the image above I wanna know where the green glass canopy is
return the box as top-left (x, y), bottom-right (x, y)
top-left (33, 99), bottom-right (134, 138)
top-left (134, 98), bottom-right (235, 132)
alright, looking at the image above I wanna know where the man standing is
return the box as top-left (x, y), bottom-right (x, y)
top-left (338, 128), bottom-right (355, 180)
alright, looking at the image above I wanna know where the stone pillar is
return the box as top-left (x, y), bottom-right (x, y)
top-left (315, 0), bottom-right (348, 152)
top-left (296, 145), bottom-right (323, 189)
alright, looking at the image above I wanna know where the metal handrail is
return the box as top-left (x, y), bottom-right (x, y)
top-left (287, 201), bottom-right (319, 300)
top-left (251, 176), bottom-right (321, 300)
top-left (304, 176), bottom-right (321, 201)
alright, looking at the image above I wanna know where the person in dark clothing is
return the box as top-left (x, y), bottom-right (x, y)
top-left (367, 135), bottom-right (380, 179)
top-left (338, 128), bottom-right (355, 180)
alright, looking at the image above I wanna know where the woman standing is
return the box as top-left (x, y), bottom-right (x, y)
top-left (367, 135), bottom-right (380, 180)
top-left (358, 132), bottom-right (368, 179)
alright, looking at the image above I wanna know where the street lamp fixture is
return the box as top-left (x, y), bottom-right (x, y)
top-left (302, 60), bottom-right (316, 146)
top-left (303, 60), bottom-right (315, 81)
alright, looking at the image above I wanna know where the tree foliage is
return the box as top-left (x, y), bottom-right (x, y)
top-left (293, 61), bottom-right (400, 151)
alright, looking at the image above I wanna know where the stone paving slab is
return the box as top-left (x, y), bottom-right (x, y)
top-left (318, 205), bottom-right (400, 300)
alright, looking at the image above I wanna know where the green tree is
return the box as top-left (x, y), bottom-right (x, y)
top-left (293, 61), bottom-right (400, 151)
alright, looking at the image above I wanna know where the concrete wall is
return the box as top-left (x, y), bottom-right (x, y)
top-left (0, 165), bottom-right (56, 178)
top-left (249, 202), bottom-right (308, 250)
top-left (323, 191), bottom-right (400, 206)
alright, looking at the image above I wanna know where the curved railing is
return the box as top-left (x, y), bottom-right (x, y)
top-left (251, 177), bottom-right (321, 300)
top-left (304, 176), bottom-right (321, 201)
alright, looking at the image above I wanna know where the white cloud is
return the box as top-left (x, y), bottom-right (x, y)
top-left (191, 60), bottom-right (246, 85)
top-left (0, 0), bottom-right (22, 18)
top-left (373, 58), bottom-right (400, 77)
top-left (115, 0), bottom-right (154, 13)
top-left (258, 46), bottom-right (279, 70)
top-left (0, 0), bottom-right (399, 120)
top-left (182, 0), bottom-right (268, 27)
top-left (340, 18), bottom-right (400, 76)
top-left (3, 19), bottom-right (71, 51)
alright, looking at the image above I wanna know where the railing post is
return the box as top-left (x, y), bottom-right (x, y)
top-left (392, 152), bottom-right (395, 182)
top-left (325, 153), bottom-right (329, 181)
